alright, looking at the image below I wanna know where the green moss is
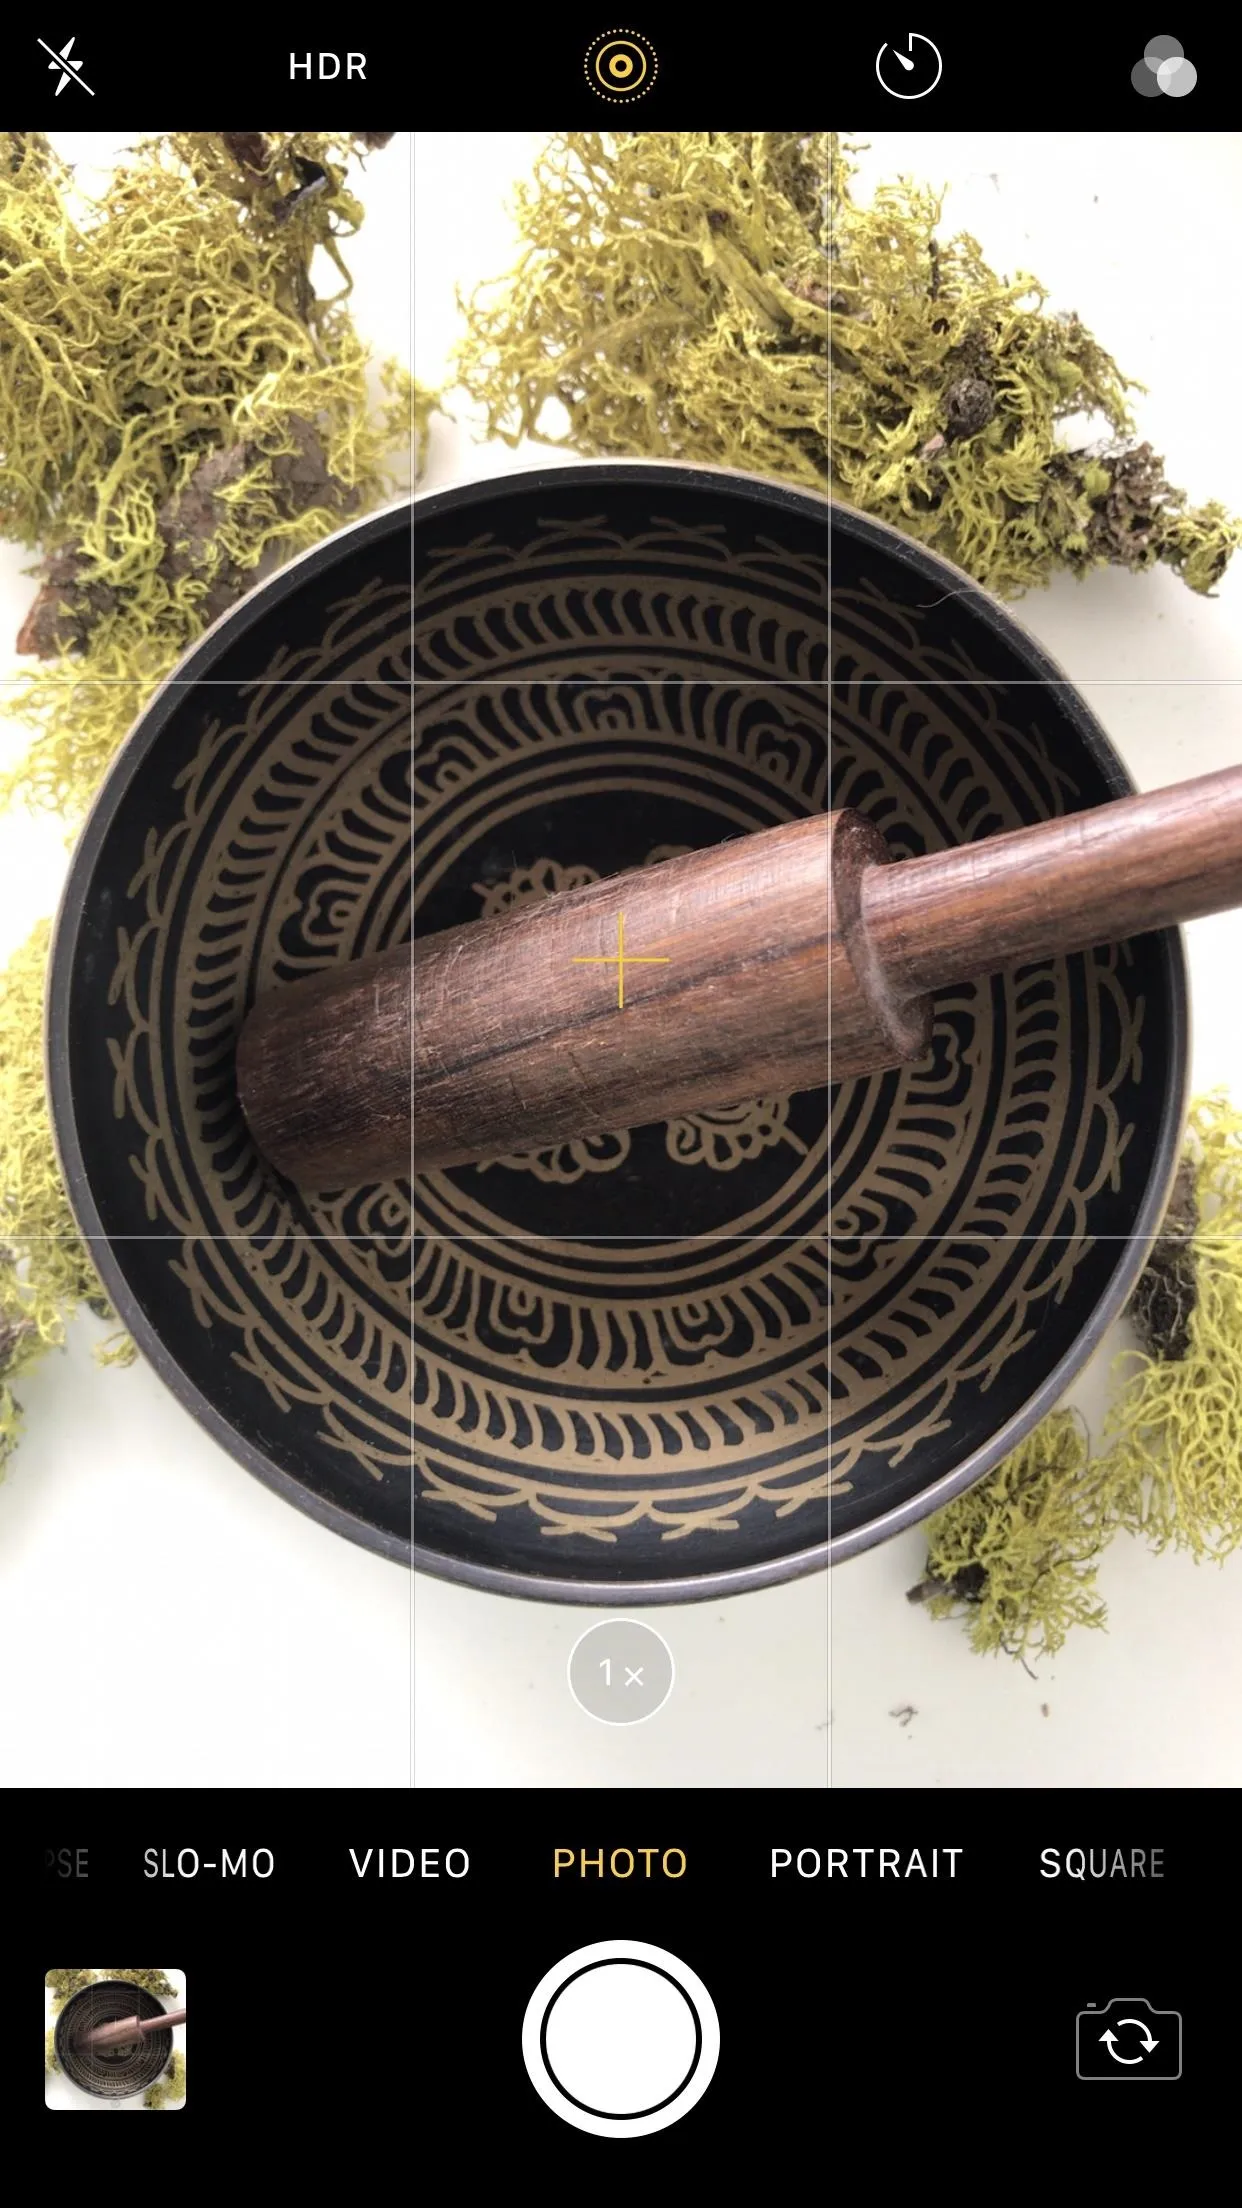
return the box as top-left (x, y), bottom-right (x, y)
top-left (145, 2049), bottom-right (186, 2109)
top-left (45, 1969), bottom-right (96, 2011)
top-left (456, 130), bottom-right (1238, 599)
top-left (827, 137), bottom-right (1239, 597)
top-left (456, 132), bottom-right (828, 492)
top-left (0, 132), bottom-right (407, 1480)
top-left (914, 1095), bottom-right (1242, 1656)
top-left (45, 2028), bottom-right (58, 2072)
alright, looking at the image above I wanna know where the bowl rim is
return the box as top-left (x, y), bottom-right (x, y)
top-left (826, 501), bottom-right (1191, 1563)
top-left (413, 452), bottom-right (831, 524)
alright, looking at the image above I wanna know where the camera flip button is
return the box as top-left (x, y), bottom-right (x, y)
top-left (1076, 1997), bottom-right (1182, 2079)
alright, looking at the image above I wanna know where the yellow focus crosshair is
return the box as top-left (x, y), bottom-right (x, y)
top-left (571, 911), bottom-right (670, 1010)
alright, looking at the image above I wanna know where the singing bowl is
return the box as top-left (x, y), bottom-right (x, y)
top-left (829, 506), bottom-right (1188, 1557)
top-left (50, 470), bottom-right (1176, 1592)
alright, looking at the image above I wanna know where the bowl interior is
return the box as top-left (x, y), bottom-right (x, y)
top-left (829, 510), bottom-right (1185, 1555)
top-left (56, 1983), bottom-right (172, 2098)
top-left (412, 469), bottom-right (831, 1599)
top-left (51, 481), bottom-right (1186, 1585)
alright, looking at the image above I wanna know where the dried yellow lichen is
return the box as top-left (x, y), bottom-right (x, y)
top-left (45, 1968), bottom-right (97, 2011)
top-left (456, 130), bottom-right (1238, 599)
top-left (413, 377), bottom-right (438, 476)
top-left (456, 131), bottom-right (828, 491)
top-left (915, 1094), bottom-right (1242, 1656)
top-left (2, 130), bottom-right (408, 816)
top-left (145, 2049), bottom-right (186, 2109)
top-left (913, 1412), bottom-right (1106, 1660)
top-left (1104, 1095), bottom-right (1242, 1554)
top-left (828, 136), bottom-right (1240, 597)
top-left (0, 131), bottom-right (408, 1476)
top-left (45, 2028), bottom-right (58, 2072)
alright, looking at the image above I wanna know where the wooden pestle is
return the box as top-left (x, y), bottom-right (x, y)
top-left (831, 760), bottom-right (1242, 1081)
top-left (82, 2008), bottom-right (187, 2049)
top-left (236, 762), bottom-right (1242, 1185)
top-left (237, 817), bottom-right (831, 1184)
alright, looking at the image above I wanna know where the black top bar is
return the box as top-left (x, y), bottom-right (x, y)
top-left (6, 19), bottom-right (1235, 126)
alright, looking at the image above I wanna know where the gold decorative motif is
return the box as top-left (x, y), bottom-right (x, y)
top-left (409, 556), bottom-right (830, 1545)
top-left (412, 1238), bottom-right (831, 1542)
top-left (665, 1098), bottom-right (808, 1172)
top-left (475, 1132), bottom-right (634, 1184)
top-left (106, 578), bottom-right (413, 1490)
top-left (474, 859), bottom-right (598, 918)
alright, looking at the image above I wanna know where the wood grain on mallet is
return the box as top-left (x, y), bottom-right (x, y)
top-left (235, 816), bottom-right (831, 1185)
top-left (833, 761), bottom-right (1242, 1081)
top-left (412, 816), bottom-right (831, 1171)
top-left (236, 947), bottom-right (411, 1187)
top-left (81, 2008), bottom-right (188, 2049)
top-left (236, 760), bottom-right (1242, 1187)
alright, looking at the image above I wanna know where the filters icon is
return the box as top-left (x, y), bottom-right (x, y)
top-left (1131, 36), bottom-right (1197, 97)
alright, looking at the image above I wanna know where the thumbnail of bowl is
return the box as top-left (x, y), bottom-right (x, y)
top-left (55, 1981), bottom-right (173, 2099)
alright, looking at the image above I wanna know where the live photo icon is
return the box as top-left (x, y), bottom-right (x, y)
top-left (1076, 1996), bottom-right (1182, 2080)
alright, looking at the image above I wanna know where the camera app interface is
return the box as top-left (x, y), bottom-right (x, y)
top-left (2, 17), bottom-right (1235, 2148)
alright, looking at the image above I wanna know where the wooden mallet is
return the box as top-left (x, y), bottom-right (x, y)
top-left (81, 2008), bottom-right (187, 2049)
top-left (236, 761), bottom-right (1242, 1186)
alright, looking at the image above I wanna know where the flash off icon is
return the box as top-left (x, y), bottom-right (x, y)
top-left (35, 34), bottom-right (94, 96)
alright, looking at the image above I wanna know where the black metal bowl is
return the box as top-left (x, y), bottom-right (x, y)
top-left (55, 1982), bottom-right (173, 2100)
top-left (50, 469), bottom-right (1178, 1594)
top-left (828, 505), bottom-right (1188, 1557)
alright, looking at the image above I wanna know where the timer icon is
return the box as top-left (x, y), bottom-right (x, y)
top-left (876, 34), bottom-right (943, 98)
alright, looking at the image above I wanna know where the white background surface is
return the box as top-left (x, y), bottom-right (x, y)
top-left (45, 1969), bottom-right (185, 2109)
top-left (3, 131), bottom-right (1241, 1789)
top-left (826, 134), bottom-right (1242, 1786)
top-left (0, 134), bottom-right (413, 1788)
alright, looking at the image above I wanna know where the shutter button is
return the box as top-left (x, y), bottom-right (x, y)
top-left (521, 1939), bottom-right (720, 2136)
